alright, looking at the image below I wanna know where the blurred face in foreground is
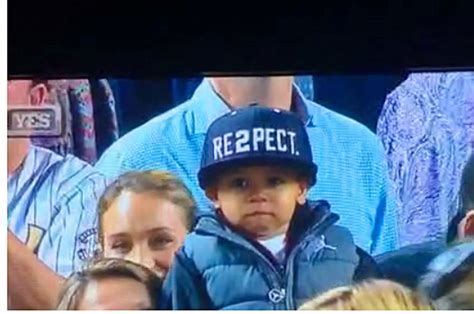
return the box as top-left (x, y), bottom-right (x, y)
top-left (77, 276), bottom-right (152, 310)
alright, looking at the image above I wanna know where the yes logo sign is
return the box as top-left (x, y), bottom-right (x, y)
top-left (7, 105), bottom-right (62, 137)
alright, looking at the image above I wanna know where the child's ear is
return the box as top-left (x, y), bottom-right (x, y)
top-left (205, 186), bottom-right (220, 208)
top-left (296, 180), bottom-right (309, 206)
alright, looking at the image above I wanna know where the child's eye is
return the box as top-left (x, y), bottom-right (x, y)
top-left (230, 178), bottom-right (248, 189)
top-left (267, 177), bottom-right (285, 187)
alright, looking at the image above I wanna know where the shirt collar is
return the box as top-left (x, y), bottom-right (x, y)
top-left (192, 78), bottom-right (315, 134)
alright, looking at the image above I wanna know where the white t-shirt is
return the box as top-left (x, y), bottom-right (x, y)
top-left (258, 234), bottom-right (286, 263)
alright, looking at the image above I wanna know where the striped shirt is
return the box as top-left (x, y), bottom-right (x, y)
top-left (96, 79), bottom-right (400, 255)
top-left (8, 145), bottom-right (107, 277)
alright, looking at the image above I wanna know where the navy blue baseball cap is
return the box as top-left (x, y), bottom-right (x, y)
top-left (198, 104), bottom-right (317, 189)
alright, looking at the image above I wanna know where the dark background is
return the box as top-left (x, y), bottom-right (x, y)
top-left (9, 3), bottom-right (474, 77)
top-left (8, 2), bottom-right (472, 135)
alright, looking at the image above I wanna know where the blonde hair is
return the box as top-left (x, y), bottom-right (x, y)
top-left (56, 258), bottom-right (162, 310)
top-left (98, 170), bottom-right (197, 247)
top-left (299, 279), bottom-right (433, 310)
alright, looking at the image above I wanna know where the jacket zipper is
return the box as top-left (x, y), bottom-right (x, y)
top-left (195, 211), bottom-right (338, 310)
top-left (196, 228), bottom-right (285, 294)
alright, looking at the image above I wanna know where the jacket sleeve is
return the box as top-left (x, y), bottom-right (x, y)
top-left (353, 246), bottom-right (384, 282)
top-left (160, 250), bottom-right (212, 310)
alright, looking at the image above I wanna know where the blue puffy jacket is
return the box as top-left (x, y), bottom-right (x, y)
top-left (161, 200), bottom-right (380, 310)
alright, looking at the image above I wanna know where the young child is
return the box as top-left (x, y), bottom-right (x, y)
top-left (161, 105), bottom-right (379, 310)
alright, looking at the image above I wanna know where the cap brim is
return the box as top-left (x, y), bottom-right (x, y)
top-left (198, 156), bottom-right (317, 189)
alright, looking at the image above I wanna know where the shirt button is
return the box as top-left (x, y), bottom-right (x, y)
top-left (268, 288), bottom-right (286, 304)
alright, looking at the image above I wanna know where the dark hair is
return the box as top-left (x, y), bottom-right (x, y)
top-left (56, 258), bottom-right (163, 310)
top-left (447, 154), bottom-right (474, 243)
top-left (418, 239), bottom-right (474, 310)
top-left (98, 170), bottom-right (197, 247)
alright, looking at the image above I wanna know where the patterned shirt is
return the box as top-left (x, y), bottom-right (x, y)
top-left (8, 145), bottom-right (107, 276)
top-left (377, 72), bottom-right (474, 246)
top-left (96, 79), bottom-right (399, 255)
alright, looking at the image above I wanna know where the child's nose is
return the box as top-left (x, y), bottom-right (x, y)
top-left (247, 187), bottom-right (269, 202)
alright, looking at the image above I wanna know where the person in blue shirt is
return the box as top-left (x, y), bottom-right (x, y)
top-left (161, 105), bottom-right (380, 310)
top-left (96, 76), bottom-right (399, 255)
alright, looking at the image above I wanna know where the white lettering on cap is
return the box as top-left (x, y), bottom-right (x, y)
top-left (223, 132), bottom-right (233, 156)
top-left (276, 129), bottom-right (287, 151)
top-left (265, 128), bottom-right (276, 151)
top-left (213, 137), bottom-right (223, 160)
top-left (212, 128), bottom-right (298, 161)
top-left (235, 130), bottom-right (250, 153)
top-left (287, 131), bottom-right (296, 154)
top-left (253, 128), bottom-right (265, 151)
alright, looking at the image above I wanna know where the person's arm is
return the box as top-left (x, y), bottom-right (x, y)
top-left (368, 137), bottom-right (401, 255)
top-left (7, 230), bottom-right (64, 309)
top-left (47, 173), bottom-right (107, 277)
top-left (160, 250), bottom-right (212, 310)
top-left (8, 169), bottom-right (106, 309)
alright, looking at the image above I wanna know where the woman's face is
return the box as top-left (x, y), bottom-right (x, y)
top-left (102, 191), bottom-right (188, 276)
top-left (77, 277), bottom-right (153, 310)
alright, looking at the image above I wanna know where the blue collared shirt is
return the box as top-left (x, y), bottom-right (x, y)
top-left (96, 79), bottom-right (399, 254)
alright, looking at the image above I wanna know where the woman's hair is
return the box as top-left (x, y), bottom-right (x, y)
top-left (98, 170), bottom-right (197, 246)
top-left (299, 279), bottom-right (433, 310)
top-left (56, 258), bottom-right (162, 310)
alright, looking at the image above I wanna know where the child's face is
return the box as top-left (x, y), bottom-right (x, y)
top-left (206, 166), bottom-right (309, 240)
